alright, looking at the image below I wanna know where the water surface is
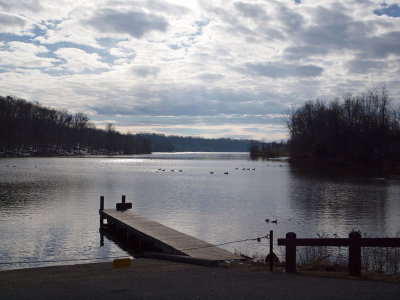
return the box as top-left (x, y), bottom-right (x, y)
top-left (1, 153), bottom-right (400, 270)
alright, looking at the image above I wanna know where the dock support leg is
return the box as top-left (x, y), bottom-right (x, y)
top-left (269, 230), bottom-right (273, 272)
top-left (100, 232), bottom-right (104, 246)
top-left (99, 196), bottom-right (104, 228)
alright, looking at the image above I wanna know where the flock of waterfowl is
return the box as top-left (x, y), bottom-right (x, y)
top-left (156, 167), bottom-right (257, 175)
top-left (156, 168), bottom-right (183, 172)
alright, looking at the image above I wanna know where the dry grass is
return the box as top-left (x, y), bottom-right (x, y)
top-left (295, 233), bottom-right (400, 276)
top-left (362, 247), bottom-right (400, 274)
top-left (229, 233), bottom-right (400, 283)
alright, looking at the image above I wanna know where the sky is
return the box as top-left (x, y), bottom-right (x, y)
top-left (1, 0), bottom-right (400, 141)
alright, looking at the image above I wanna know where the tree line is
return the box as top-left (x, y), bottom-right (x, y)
top-left (141, 134), bottom-right (254, 152)
top-left (0, 96), bottom-right (151, 156)
top-left (249, 141), bottom-right (289, 159)
top-left (287, 88), bottom-right (400, 166)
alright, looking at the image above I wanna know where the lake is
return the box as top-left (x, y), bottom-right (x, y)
top-left (1, 152), bottom-right (400, 270)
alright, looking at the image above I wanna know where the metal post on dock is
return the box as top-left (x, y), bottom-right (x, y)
top-left (269, 230), bottom-right (273, 272)
top-left (100, 196), bottom-right (104, 227)
top-left (116, 195), bottom-right (132, 210)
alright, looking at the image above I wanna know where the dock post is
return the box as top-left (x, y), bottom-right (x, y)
top-left (100, 196), bottom-right (104, 211)
top-left (100, 196), bottom-right (104, 227)
top-left (349, 231), bottom-right (361, 276)
top-left (116, 195), bottom-right (132, 210)
top-left (269, 230), bottom-right (273, 272)
top-left (285, 232), bottom-right (296, 273)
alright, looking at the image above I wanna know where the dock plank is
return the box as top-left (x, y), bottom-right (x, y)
top-left (102, 209), bottom-right (243, 261)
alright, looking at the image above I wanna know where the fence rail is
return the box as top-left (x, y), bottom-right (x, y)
top-left (278, 232), bottom-right (400, 276)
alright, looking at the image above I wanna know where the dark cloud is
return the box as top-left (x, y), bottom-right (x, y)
top-left (93, 105), bottom-right (285, 130)
top-left (0, 12), bottom-right (26, 29)
top-left (363, 31), bottom-right (400, 58)
top-left (347, 59), bottom-right (385, 74)
top-left (298, 7), bottom-right (368, 48)
top-left (284, 46), bottom-right (328, 60)
top-left (374, 4), bottom-right (400, 17)
top-left (85, 9), bottom-right (168, 38)
top-left (131, 65), bottom-right (160, 77)
top-left (0, 0), bottom-right (42, 12)
top-left (118, 114), bottom-right (284, 129)
top-left (278, 4), bottom-right (304, 31)
top-left (234, 2), bottom-right (267, 19)
top-left (91, 86), bottom-right (288, 118)
top-left (197, 73), bottom-right (224, 82)
top-left (281, 5), bottom-right (400, 62)
top-left (264, 28), bottom-right (286, 40)
top-left (245, 62), bottom-right (323, 78)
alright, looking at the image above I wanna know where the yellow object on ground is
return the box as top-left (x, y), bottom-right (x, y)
top-left (113, 258), bottom-right (131, 269)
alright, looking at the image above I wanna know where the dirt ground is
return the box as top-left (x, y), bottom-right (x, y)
top-left (1, 258), bottom-right (400, 299)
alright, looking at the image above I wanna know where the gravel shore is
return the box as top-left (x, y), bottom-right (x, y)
top-left (1, 258), bottom-right (400, 299)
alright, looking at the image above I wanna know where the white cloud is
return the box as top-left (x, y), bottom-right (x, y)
top-left (0, 41), bottom-right (57, 68)
top-left (0, 0), bottom-right (399, 139)
top-left (0, 12), bottom-right (28, 33)
top-left (54, 48), bottom-right (110, 73)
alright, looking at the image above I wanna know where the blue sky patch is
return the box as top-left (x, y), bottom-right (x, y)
top-left (374, 3), bottom-right (400, 17)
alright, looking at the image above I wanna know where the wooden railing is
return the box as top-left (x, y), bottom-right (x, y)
top-left (278, 232), bottom-right (400, 276)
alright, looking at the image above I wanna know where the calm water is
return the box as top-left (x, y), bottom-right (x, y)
top-left (1, 153), bottom-right (400, 270)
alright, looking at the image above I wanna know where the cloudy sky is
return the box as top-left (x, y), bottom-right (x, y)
top-left (1, 0), bottom-right (400, 140)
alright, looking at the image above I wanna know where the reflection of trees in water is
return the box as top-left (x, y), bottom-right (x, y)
top-left (288, 165), bottom-right (388, 235)
top-left (0, 174), bottom-right (92, 214)
top-left (0, 182), bottom-right (45, 212)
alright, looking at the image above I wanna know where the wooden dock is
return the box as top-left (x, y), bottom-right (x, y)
top-left (99, 196), bottom-right (244, 264)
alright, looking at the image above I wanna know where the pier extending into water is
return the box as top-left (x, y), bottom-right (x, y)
top-left (99, 196), bottom-right (244, 265)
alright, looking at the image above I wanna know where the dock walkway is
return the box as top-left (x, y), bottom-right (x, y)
top-left (101, 208), bottom-right (243, 262)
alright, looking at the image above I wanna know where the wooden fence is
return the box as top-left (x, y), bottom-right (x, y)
top-left (278, 232), bottom-right (400, 276)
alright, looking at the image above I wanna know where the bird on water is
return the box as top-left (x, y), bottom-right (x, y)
top-left (265, 219), bottom-right (277, 224)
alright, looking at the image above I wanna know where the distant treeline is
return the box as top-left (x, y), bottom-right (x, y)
top-left (287, 88), bottom-right (400, 166)
top-left (141, 134), bottom-right (254, 152)
top-left (0, 96), bottom-right (151, 156)
top-left (249, 141), bottom-right (289, 159)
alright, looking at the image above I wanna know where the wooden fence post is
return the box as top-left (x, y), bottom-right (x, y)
top-left (349, 231), bottom-right (361, 276)
top-left (286, 232), bottom-right (296, 273)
